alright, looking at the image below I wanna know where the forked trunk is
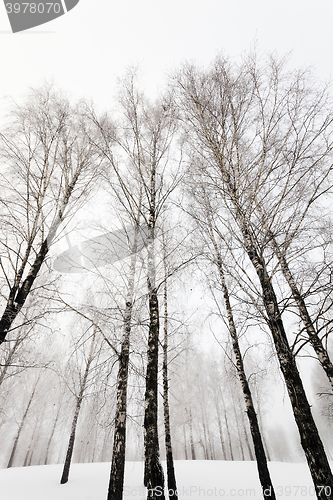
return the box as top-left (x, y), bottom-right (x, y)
top-left (245, 233), bottom-right (333, 499)
top-left (215, 252), bottom-right (276, 499)
top-left (60, 330), bottom-right (95, 484)
top-left (143, 172), bottom-right (165, 499)
top-left (213, 146), bottom-right (333, 499)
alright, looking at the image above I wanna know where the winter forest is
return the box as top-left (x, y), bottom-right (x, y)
top-left (1, 52), bottom-right (333, 500)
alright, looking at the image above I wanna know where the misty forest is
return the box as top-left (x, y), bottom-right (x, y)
top-left (1, 53), bottom-right (333, 500)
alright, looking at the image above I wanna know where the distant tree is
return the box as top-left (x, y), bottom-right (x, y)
top-left (60, 324), bottom-right (104, 484)
top-left (7, 371), bottom-right (42, 468)
top-left (0, 323), bottom-right (34, 389)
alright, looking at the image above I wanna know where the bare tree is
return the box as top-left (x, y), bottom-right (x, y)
top-left (86, 91), bottom-right (153, 499)
top-left (0, 84), bottom-right (101, 345)
top-left (44, 389), bottom-right (63, 465)
top-left (107, 219), bottom-right (143, 500)
top-left (60, 324), bottom-right (103, 484)
top-left (249, 161), bottom-right (333, 388)
top-left (88, 71), bottom-right (181, 499)
top-left (174, 53), bottom-right (333, 499)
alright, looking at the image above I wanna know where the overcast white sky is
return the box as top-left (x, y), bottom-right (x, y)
top-left (1, 0), bottom-right (333, 107)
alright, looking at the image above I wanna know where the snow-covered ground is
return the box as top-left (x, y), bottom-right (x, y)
top-left (0, 460), bottom-right (327, 499)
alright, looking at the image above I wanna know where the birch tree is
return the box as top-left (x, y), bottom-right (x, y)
top-left (188, 184), bottom-right (275, 498)
top-left (174, 54), bottom-right (333, 499)
top-left (161, 232), bottom-right (178, 500)
top-left (0, 84), bottom-right (101, 345)
top-left (89, 72), bottom-right (181, 500)
top-left (107, 215), bottom-right (143, 500)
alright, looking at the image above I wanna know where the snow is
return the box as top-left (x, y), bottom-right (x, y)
top-left (0, 460), bottom-right (327, 499)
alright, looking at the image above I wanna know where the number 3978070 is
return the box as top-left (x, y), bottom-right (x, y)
top-left (5, 3), bottom-right (62, 14)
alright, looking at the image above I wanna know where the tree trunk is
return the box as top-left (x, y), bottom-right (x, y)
top-left (187, 407), bottom-right (196, 460)
top-left (60, 331), bottom-right (94, 484)
top-left (0, 169), bottom-right (80, 345)
top-left (44, 404), bottom-right (62, 465)
top-left (203, 208), bottom-right (275, 495)
top-left (143, 170), bottom-right (165, 499)
top-left (107, 219), bottom-right (141, 500)
top-left (23, 417), bottom-right (39, 467)
top-left (201, 411), bottom-right (210, 460)
top-left (205, 138), bottom-right (333, 498)
top-left (107, 300), bottom-right (133, 500)
top-left (221, 384), bottom-right (235, 461)
top-left (235, 414), bottom-right (245, 461)
top-left (7, 382), bottom-right (37, 468)
top-left (162, 277), bottom-right (178, 500)
top-left (215, 403), bottom-right (227, 460)
top-left (183, 426), bottom-right (188, 460)
top-left (239, 404), bottom-right (255, 461)
top-left (219, 388), bottom-right (234, 461)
